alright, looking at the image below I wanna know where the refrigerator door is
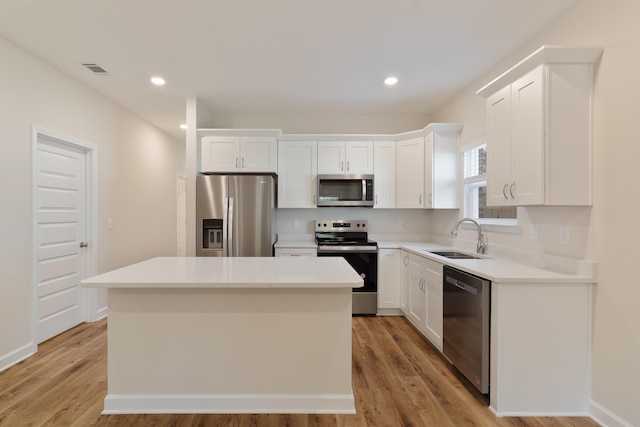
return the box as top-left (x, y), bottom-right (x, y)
top-left (228, 175), bottom-right (274, 257)
top-left (196, 175), bottom-right (229, 257)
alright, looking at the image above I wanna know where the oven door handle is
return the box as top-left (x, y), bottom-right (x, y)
top-left (317, 246), bottom-right (378, 254)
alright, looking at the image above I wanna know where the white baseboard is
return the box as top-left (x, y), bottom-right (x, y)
top-left (590, 399), bottom-right (633, 427)
top-left (95, 307), bottom-right (108, 321)
top-left (0, 342), bottom-right (36, 373)
top-left (102, 393), bottom-right (356, 415)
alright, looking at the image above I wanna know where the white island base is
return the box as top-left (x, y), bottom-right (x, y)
top-left (82, 257), bottom-right (362, 415)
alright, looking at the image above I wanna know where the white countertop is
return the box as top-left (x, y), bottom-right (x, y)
top-left (81, 257), bottom-right (364, 289)
top-left (378, 241), bottom-right (596, 284)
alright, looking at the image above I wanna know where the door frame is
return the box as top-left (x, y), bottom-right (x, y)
top-left (30, 126), bottom-right (99, 351)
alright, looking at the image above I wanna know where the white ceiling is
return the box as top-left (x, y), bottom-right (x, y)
top-left (0, 0), bottom-right (578, 141)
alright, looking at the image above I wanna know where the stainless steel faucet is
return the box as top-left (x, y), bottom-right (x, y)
top-left (451, 218), bottom-right (486, 254)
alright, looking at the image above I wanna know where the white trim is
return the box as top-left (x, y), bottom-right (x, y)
top-left (589, 400), bottom-right (634, 427)
top-left (31, 126), bottom-right (100, 343)
top-left (102, 393), bottom-right (356, 415)
top-left (0, 343), bottom-right (35, 373)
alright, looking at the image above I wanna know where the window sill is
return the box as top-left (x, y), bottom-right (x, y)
top-left (461, 219), bottom-right (520, 234)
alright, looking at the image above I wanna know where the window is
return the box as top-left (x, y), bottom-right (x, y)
top-left (463, 141), bottom-right (517, 223)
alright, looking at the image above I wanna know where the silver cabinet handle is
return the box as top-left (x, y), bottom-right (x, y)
top-left (510, 182), bottom-right (516, 199)
top-left (503, 183), bottom-right (509, 199)
top-left (242, 158), bottom-right (246, 168)
top-left (313, 194), bottom-right (316, 205)
top-left (236, 158), bottom-right (239, 169)
top-left (403, 255), bottom-right (409, 266)
top-left (346, 161), bottom-right (350, 171)
top-left (340, 161), bottom-right (344, 171)
top-left (428, 193), bottom-right (433, 205)
top-left (79, 242), bottom-right (88, 248)
top-left (375, 195), bottom-right (378, 205)
top-left (419, 194), bottom-right (422, 206)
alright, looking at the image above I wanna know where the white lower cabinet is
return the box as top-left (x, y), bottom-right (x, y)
top-left (377, 249), bottom-right (402, 314)
top-left (405, 252), bottom-right (443, 350)
top-left (399, 251), bottom-right (409, 315)
top-left (274, 247), bottom-right (317, 257)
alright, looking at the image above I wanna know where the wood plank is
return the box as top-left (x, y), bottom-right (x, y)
top-left (0, 317), bottom-right (599, 427)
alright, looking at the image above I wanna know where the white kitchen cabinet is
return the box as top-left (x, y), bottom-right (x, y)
top-left (407, 268), bottom-right (427, 330)
top-left (277, 140), bottom-right (318, 208)
top-left (377, 249), bottom-right (401, 314)
top-left (424, 127), bottom-right (460, 209)
top-left (406, 253), bottom-right (443, 350)
top-left (373, 141), bottom-right (396, 208)
top-left (396, 124), bottom-right (461, 210)
top-left (399, 251), bottom-right (409, 315)
top-left (200, 135), bottom-right (277, 173)
top-left (396, 137), bottom-right (424, 208)
top-left (317, 141), bottom-right (373, 175)
top-left (478, 46), bottom-right (603, 206)
top-left (274, 247), bottom-right (317, 257)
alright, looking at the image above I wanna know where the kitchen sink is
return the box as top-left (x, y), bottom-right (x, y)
top-left (428, 250), bottom-right (483, 259)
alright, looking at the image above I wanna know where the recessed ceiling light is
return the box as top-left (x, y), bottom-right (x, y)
top-left (151, 76), bottom-right (166, 86)
top-left (180, 124), bottom-right (187, 130)
top-left (384, 76), bottom-right (398, 86)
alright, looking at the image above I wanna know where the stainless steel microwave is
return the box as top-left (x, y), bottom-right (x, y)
top-left (317, 174), bottom-right (374, 207)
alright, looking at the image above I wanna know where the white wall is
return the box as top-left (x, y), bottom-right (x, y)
top-left (431, 0), bottom-right (640, 424)
top-left (0, 35), bottom-right (185, 369)
top-left (202, 111), bottom-right (431, 135)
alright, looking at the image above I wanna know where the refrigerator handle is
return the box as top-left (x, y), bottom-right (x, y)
top-left (227, 197), bottom-right (234, 257)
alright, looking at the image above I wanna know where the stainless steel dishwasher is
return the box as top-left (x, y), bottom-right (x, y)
top-left (442, 265), bottom-right (491, 394)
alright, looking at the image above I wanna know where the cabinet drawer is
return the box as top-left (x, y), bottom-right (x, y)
top-left (274, 248), bottom-right (317, 257)
top-left (408, 253), bottom-right (442, 280)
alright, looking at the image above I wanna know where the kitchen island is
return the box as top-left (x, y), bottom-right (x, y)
top-left (81, 257), bottom-right (363, 415)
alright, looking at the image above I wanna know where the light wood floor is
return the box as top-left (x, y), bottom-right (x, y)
top-left (0, 316), bottom-right (599, 426)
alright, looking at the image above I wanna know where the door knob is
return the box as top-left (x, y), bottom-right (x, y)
top-left (79, 242), bottom-right (88, 248)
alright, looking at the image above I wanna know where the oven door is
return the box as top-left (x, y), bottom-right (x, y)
top-left (317, 248), bottom-right (378, 314)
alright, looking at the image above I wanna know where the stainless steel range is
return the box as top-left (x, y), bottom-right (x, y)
top-left (315, 220), bottom-right (378, 315)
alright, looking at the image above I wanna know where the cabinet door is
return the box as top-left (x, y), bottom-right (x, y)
top-left (345, 141), bottom-right (374, 174)
top-left (431, 131), bottom-right (460, 209)
top-left (241, 137), bottom-right (277, 173)
top-left (373, 141), bottom-right (396, 208)
top-left (425, 275), bottom-right (443, 350)
top-left (277, 141), bottom-right (318, 208)
top-left (486, 85), bottom-right (513, 206)
top-left (317, 141), bottom-right (344, 174)
top-left (400, 251), bottom-right (409, 315)
top-left (512, 66), bottom-right (544, 205)
top-left (378, 249), bottom-right (401, 310)
top-left (200, 136), bottom-right (240, 172)
top-left (396, 137), bottom-right (424, 208)
top-left (408, 269), bottom-right (426, 328)
top-left (424, 133), bottom-right (434, 208)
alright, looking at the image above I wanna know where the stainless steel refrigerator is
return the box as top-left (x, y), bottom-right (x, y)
top-left (196, 175), bottom-right (276, 257)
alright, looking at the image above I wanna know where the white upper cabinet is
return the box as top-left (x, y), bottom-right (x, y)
top-left (277, 140), bottom-right (318, 208)
top-left (373, 141), bottom-right (396, 209)
top-left (200, 133), bottom-right (277, 173)
top-left (396, 136), bottom-right (425, 208)
top-left (477, 45), bottom-right (603, 206)
top-left (424, 125), bottom-right (460, 209)
top-left (396, 124), bottom-right (461, 210)
top-left (317, 141), bottom-right (373, 175)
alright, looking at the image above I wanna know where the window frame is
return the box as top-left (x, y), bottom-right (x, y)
top-left (460, 139), bottom-right (520, 234)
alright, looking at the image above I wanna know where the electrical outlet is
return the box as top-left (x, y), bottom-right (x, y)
top-left (560, 227), bottom-right (570, 244)
top-left (292, 218), bottom-right (299, 228)
top-left (107, 218), bottom-right (113, 230)
top-left (530, 224), bottom-right (538, 240)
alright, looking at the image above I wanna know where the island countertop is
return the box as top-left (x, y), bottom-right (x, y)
top-left (81, 256), bottom-right (364, 289)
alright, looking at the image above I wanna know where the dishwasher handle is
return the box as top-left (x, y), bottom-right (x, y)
top-left (445, 275), bottom-right (478, 296)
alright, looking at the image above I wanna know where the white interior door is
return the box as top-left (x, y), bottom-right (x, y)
top-left (34, 134), bottom-right (89, 343)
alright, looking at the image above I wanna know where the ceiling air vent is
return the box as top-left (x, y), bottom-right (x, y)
top-left (82, 63), bottom-right (109, 74)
